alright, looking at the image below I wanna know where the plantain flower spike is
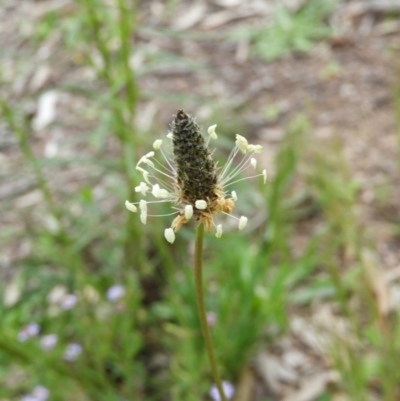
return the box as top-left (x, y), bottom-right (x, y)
top-left (125, 110), bottom-right (267, 242)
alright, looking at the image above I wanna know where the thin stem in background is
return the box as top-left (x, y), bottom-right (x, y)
top-left (194, 223), bottom-right (227, 401)
top-left (0, 98), bottom-right (87, 278)
top-left (81, 0), bottom-right (143, 271)
top-left (0, 99), bottom-right (59, 222)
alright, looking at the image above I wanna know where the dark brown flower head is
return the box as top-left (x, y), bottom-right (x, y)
top-left (125, 110), bottom-right (267, 243)
top-left (171, 110), bottom-right (218, 206)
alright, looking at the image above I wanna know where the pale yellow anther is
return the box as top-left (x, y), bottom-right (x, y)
top-left (142, 158), bottom-right (154, 168)
top-left (152, 184), bottom-right (161, 198)
top-left (215, 224), bottom-right (223, 238)
top-left (142, 171), bottom-right (151, 184)
top-left (247, 144), bottom-right (263, 153)
top-left (135, 182), bottom-right (149, 196)
top-left (125, 201), bottom-right (137, 213)
top-left (239, 216), bottom-right (248, 230)
top-left (185, 205), bottom-right (193, 220)
top-left (253, 145), bottom-right (263, 153)
top-left (231, 191), bottom-right (238, 201)
top-left (235, 134), bottom-right (249, 154)
top-left (167, 133), bottom-right (173, 139)
top-left (250, 158), bottom-right (257, 169)
top-left (136, 167), bottom-right (151, 184)
top-left (139, 200), bottom-right (147, 212)
top-left (136, 156), bottom-right (146, 167)
top-left (159, 189), bottom-right (169, 198)
top-left (140, 212), bottom-right (147, 225)
top-left (153, 139), bottom-right (162, 150)
top-left (208, 124), bottom-right (217, 140)
top-left (195, 200), bottom-right (207, 210)
top-left (262, 169), bottom-right (267, 184)
top-left (164, 228), bottom-right (175, 244)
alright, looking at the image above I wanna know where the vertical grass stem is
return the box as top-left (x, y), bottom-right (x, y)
top-left (194, 223), bottom-right (227, 401)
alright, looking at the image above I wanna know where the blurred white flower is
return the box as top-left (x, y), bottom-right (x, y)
top-left (47, 305), bottom-right (61, 318)
top-left (60, 294), bottom-right (77, 310)
top-left (4, 282), bottom-right (21, 306)
top-left (47, 285), bottom-right (67, 304)
top-left (82, 285), bottom-right (100, 304)
top-left (106, 285), bottom-right (125, 302)
top-left (40, 334), bottom-right (58, 351)
top-left (63, 343), bottom-right (82, 361)
top-left (17, 323), bottom-right (40, 342)
top-left (95, 304), bottom-right (113, 320)
top-left (209, 381), bottom-right (235, 401)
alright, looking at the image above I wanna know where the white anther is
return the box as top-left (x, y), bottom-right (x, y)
top-left (146, 151), bottom-right (155, 158)
top-left (262, 169), bottom-right (267, 184)
top-left (185, 205), bottom-right (193, 220)
top-left (139, 200), bottom-right (147, 212)
top-left (152, 184), bottom-right (161, 198)
top-left (140, 212), bottom-right (147, 225)
top-left (235, 134), bottom-right (249, 154)
top-left (164, 228), bottom-right (175, 244)
top-left (215, 224), bottom-right (223, 238)
top-left (136, 167), bottom-right (151, 184)
top-left (136, 156), bottom-right (145, 167)
top-left (135, 182), bottom-right (149, 196)
top-left (167, 133), bottom-right (173, 139)
top-left (208, 124), bottom-right (217, 140)
top-left (195, 200), bottom-right (207, 210)
top-left (238, 216), bottom-right (248, 230)
top-left (125, 201), bottom-right (137, 213)
top-left (248, 144), bottom-right (263, 153)
top-left (231, 191), bottom-right (238, 202)
top-left (142, 158), bottom-right (154, 168)
top-left (153, 139), bottom-right (162, 150)
top-left (159, 189), bottom-right (169, 198)
top-left (250, 158), bottom-right (257, 169)
top-left (142, 171), bottom-right (151, 184)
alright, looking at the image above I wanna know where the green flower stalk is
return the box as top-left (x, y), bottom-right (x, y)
top-left (125, 110), bottom-right (267, 401)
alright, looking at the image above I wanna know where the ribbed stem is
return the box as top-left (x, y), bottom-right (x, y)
top-left (194, 223), bottom-right (227, 401)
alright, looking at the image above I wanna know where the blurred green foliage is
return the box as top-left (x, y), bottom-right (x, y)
top-left (1, 0), bottom-right (400, 400)
top-left (231, 0), bottom-right (334, 61)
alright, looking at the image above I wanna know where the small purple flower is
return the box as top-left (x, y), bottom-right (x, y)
top-left (206, 311), bottom-right (217, 326)
top-left (17, 323), bottom-right (40, 342)
top-left (106, 285), bottom-right (125, 302)
top-left (20, 385), bottom-right (49, 401)
top-left (20, 396), bottom-right (37, 401)
top-left (209, 381), bottom-right (235, 401)
top-left (17, 331), bottom-right (30, 342)
top-left (60, 294), bottom-right (77, 310)
top-left (63, 343), bottom-right (82, 361)
top-left (26, 323), bottom-right (40, 336)
top-left (32, 385), bottom-right (49, 401)
top-left (40, 334), bottom-right (58, 351)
